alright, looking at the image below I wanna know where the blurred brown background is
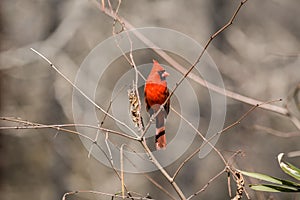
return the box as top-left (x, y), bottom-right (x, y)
top-left (1, 0), bottom-right (300, 199)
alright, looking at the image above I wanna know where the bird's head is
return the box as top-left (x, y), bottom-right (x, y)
top-left (148, 60), bottom-right (169, 83)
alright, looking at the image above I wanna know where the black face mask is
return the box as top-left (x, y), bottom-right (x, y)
top-left (158, 70), bottom-right (166, 81)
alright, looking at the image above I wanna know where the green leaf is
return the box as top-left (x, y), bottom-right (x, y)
top-left (249, 185), bottom-right (282, 192)
top-left (239, 170), bottom-right (300, 188)
top-left (250, 184), bottom-right (300, 193)
top-left (278, 153), bottom-right (300, 181)
top-left (238, 153), bottom-right (300, 193)
top-left (238, 170), bottom-right (282, 184)
top-left (278, 178), bottom-right (300, 188)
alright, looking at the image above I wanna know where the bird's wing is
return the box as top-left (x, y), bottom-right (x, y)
top-left (164, 88), bottom-right (170, 116)
top-left (144, 89), bottom-right (154, 116)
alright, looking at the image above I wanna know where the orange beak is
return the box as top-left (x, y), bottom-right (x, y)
top-left (162, 71), bottom-right (169, 78)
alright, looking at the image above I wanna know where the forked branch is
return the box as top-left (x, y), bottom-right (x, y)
top-left (95, 0), bottom-right (300, 130)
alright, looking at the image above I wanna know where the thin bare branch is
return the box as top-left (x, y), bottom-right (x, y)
top-left (171, 107), bottom-right (226, 179)
top-left (116, 144), bottom-right (177, 200)
top-left (88, 84), bottom-right (126, 159)
top-left (140, 139), bottom-right (187, 200)
top-left (104, 132), bottom-right (114, 164)
top-left (222, 99), bottom-right (282, 133)
top-left (95, 1), bottom-right (269, 199)
top-left (30, 48), bottom-right (139, 138)
top-left (110, 3), bottom-right (145, 132)
top-left (120, 144), bottom-right (125, 199)
top-left (0, 117), bottom-right (137, 141)
top-left (198, 99), bottom-right (283, 153)
top-left (62, 190), bottom-right (152, 200)
top-left (187, 168), bottom-right (227, 200)
top-left (165, 1), bottom-right (249, 108)
top-left (93, 0), bottom-right (300, 131)
top-left (172, 99), bottom-right (280, 180)
top-left (142, 174), bottom-right (177, 200)
top-left (0, 117), bottom-right (135, 195)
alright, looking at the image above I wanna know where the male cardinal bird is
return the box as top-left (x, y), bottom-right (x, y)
top-left (144, 60), bottom-right (170, 150)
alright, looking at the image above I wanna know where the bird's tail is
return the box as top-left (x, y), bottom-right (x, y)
top-left (155, 111), bottom-right (167, 150)
top-left (155, 128), bottom-right (166, 150)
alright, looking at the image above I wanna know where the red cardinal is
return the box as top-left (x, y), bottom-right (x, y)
top-left (144, 60), bottom-right (170, 150)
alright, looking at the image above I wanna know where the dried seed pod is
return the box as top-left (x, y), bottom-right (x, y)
top-left (128, 86), bottom-right (144, 129)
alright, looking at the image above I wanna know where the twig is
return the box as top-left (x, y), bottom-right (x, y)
top-left (142, 174), bottom-right (176, 200)
top-left (94, 0), bottom-right (300, 130)
top-left (104, 132), bottom-right (114, 164)
top-left (110, 2), bottom-right (145, 132)
top-left (222, 99), bottom-right (282, 133)
top-left (226, 150), bottom-right (244, 167)
top-left (140, 139), bottom-right (187, 200)
top-left (116, 144), bottom-right (177, 200)
top-left (3, 117), bottom-right (137, 199)
top-left (88, 84), bottom-right (126, 159)
top-left (195, 99), bottom-right (283, 156)
top-left (172, 99), bottom-right (279, 180)
top-left (138, 0), bottom-right (251, 139)
top-left (0, 117), bottom-right (137, 141)
top-left (120, 144), bottom-right (125, 199)
top-left (62, 190), bottom-right (152, 200)
top-left (171, 107), bottom-right (227, 179)
top-left (30, 24), bottom-right (184, 199)
top-left (164, 0), bottom-right (249, 108)
top-left (97, 1), bottom-right (264, 199)
top-left (1, 117), bottom-right (96, 141)
top-left (30, 48), bottom-right (139, 138)
top-left (187, 168), bottom-right (227, 200)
